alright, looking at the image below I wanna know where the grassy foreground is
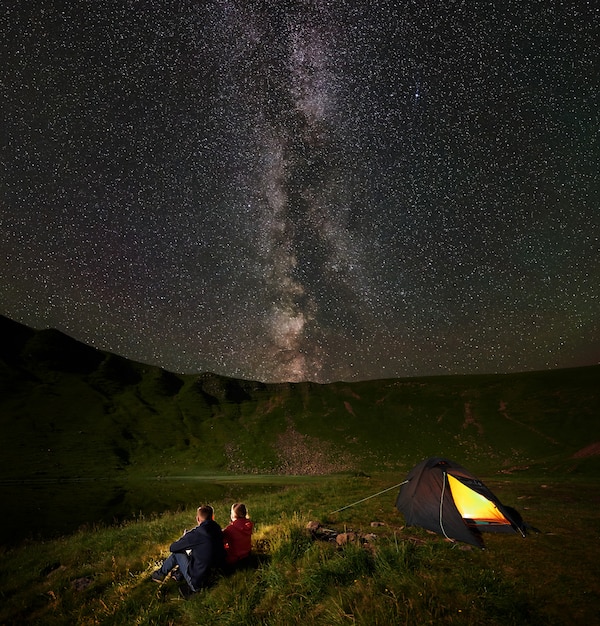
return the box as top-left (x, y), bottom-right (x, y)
top-left (1, 474), bottom-right (598, 625)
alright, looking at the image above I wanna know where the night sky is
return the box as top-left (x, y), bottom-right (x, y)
top-left (1, 0), bottom-right (598, 383)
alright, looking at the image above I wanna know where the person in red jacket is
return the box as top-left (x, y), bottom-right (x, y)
top-left (222, 502), bottom-right (253, 568)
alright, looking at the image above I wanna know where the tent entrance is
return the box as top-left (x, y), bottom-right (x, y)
top-left (447, 474), bottom-right (511, 526)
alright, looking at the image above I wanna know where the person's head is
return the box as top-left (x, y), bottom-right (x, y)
top-left (197, 505), bottom-right (214, 523)
top-left (230, 502), bottom-right (248, 521)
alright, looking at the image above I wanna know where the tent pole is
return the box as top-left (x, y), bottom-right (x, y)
top-left (330, 481), bottom-right (409, 514)
top-left (439, 471), bottom-right (452, 541)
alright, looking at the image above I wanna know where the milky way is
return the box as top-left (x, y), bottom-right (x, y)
top-left (1, 0), bottom-right (598, 382)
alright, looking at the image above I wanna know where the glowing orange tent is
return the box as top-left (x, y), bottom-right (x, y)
top-left (395, 457), bottom-right (528, 547)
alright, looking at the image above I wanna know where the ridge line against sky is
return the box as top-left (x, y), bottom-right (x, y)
top-left (1, 0), bottom-right (598, 383)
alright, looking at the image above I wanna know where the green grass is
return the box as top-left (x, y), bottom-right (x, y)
top-left (1, 475), bottom-right (598, 625)
top-left (1, 320), bottom-right (599, 622)
top-left (2, 357), bottom-right (599, 482)
top-left (2, 315), bottom-right (599, 484)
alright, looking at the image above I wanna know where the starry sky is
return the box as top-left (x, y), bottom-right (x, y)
top-left (1, 0), bottom-right (598, 383)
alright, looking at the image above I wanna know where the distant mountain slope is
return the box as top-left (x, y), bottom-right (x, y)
top-left (0, 315), bottom-right (598, 480)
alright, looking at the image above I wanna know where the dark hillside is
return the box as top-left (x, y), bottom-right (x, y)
top-left (0, 314), bottom-right (36, 361)
top-left (0, 315), bottom-right (598, 482)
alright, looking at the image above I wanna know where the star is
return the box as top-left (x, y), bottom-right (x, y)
top-left (1, 0), bottom-right (598, 382)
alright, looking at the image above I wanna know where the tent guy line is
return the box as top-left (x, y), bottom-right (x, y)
top-left (330, 481), bottom-right (409, 515)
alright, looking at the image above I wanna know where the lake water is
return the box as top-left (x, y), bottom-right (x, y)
top-left (0, 475), bottom-right (303, 546)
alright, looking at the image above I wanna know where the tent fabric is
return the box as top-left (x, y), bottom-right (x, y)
top-left (395, 457), bottom-right (527, 547)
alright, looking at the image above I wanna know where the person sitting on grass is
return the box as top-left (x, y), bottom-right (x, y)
top-left (222, 502), bottom-right (254, 569)
top-left (151, 504), bottom-right (225, 597)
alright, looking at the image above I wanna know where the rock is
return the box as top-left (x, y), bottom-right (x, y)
top-left (336, 532), bottom-right (359, 546)
top-left (72, 576), bottom-right (93, 592)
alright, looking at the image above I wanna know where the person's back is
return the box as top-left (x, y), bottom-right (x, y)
top-left (223, 503), bottom-right (253, 566)
top-left (153, 504), bottom-right (224, 594)
top-left (198, 517), bottom-right (227, 570)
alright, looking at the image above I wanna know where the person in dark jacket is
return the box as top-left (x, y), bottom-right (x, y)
top-left (151, 505), bottom-right (225, 594)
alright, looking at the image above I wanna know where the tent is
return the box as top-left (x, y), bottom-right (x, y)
top-left (395, 457), bottom-right (528, 547)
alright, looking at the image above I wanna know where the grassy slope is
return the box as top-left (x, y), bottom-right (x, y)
top-left (0, 475), bottom-right (598, 625)
top-left (1, 317), bottom-right (599, 624)
top-left (1, 315), bottom-right (599, 482)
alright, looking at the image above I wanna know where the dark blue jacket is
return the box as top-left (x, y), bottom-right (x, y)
top-left (169, 519), bottom-right (225, 589)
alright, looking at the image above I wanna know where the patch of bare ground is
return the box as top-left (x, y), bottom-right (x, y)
top-left (572, 442), bottom-right (600, 458)
top-left (342, 387), bottom-right (361, 400)
top-left (462, 402), bottom-right (484, 435)
top-left (257, 394), bottom-right (284, 416)
top-left (498, 400), bottom-right (560, 444)
top-left (275, 423), bottom-right (354, 475)
top-left (225, 442), bottom-right (257, 473)
top-left (499, 465), bottom-right (531, 474)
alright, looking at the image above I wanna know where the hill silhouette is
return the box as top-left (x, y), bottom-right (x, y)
top-left (0, 314), bottom-right (598, 482)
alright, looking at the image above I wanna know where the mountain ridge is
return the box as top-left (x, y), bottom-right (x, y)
top-left (1, 314), bottom-right (598, 481)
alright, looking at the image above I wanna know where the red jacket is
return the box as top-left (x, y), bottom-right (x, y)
top-left (223, 518), bottom-right (253, 565)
